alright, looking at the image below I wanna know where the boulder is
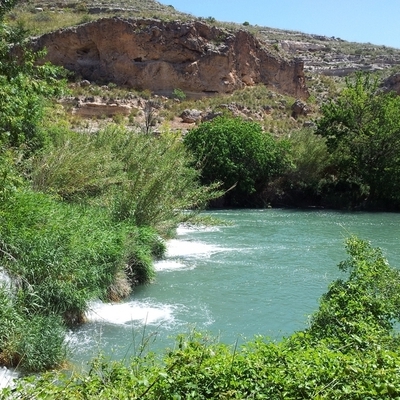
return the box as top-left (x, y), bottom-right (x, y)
top-left (291, 99), bottom-right (310, 119)
top-left (382, 73), bottom-right (400, 95)
top-left (180, 109), bottom-right (202, 123)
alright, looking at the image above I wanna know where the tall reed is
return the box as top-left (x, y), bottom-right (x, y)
top-left (31, 124), bottom-right (222, 229)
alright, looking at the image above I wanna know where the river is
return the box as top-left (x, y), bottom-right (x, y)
top-left (68, 209), bottom-right (400, 367)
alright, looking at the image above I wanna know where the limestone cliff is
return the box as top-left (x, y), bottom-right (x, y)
top-left (32, 18), bottom-right (308, 99)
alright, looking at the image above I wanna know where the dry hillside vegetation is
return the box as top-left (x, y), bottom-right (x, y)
top-left (8, 0), bottom-right (400, 133)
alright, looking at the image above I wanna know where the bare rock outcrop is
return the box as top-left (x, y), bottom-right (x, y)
top-left (32, 18), bottom-right (308, 99)
top-left (382, 73), bottom-right (400, 95)
top-left (291, 99), bottom-right (310, 119)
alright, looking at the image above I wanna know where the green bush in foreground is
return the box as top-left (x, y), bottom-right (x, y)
top-left (7, 237), bottom-right (400, 398)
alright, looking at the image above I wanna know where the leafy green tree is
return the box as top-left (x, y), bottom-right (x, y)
top-left (278, 128), bottom-right (330, 207)
top-left (315, 72), bottom-right (400, 209)
top-left (183, 116), bottom-right (291, 206)
top-left (0, 4), bottom-right (66, 153)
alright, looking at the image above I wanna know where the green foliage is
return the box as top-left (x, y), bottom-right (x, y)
top-left (0, 190), bottom-right (125, 322)
top-left (0, 0), bottom-right (19, 20)
top-left (15, 314), bottom-right (66, 372)
top-left (315, 72), bottom-right (400, 209)
top-left (308, 236), bottom-right (400, 348)
top-left (30, 127), bottom-right (122, 200)
top-left (172, 88), bottom-right (186, 101)
top-left (31, 125), bottom-right (222, 227)
top-left (0, 10), bottom-right (67, 154)
top-left (0, 284), bottom-right (22, 365)
top-left (0, 147), bottom-right (24, 203)
top-left (124, 227), bottom-right (165, 285)
top-left (184, 116), bottom-right (291, 206)
top-left (0, 285), bottom-right (66, 372)
top-left (106, 126), bottom-right (222, 227)
top-left (277, 128), bottom-right (329, 206)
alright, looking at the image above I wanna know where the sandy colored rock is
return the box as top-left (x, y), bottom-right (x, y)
top-left (32, 18), bottom-right (309, 99)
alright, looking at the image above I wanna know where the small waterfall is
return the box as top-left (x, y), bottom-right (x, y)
top-left (0, 367), bottom-right (19, 390)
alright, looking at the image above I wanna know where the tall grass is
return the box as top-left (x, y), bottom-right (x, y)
top-left (31, 128), bottom-right (122, 200)
top-left (106, 127), bottom-right (222, 228)
top-left (0, 187), bottom-right (168, 370)
top-left (0, 190), bottom-right (126, 321)
top-left (31, 125), bottom-right (222, 229)
top-left (0, 285), bottom-right (66, 372)
top-left (0, 187), bottom-right (170, 323)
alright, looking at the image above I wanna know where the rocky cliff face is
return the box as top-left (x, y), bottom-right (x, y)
top-left (32, 18), bottom-right (308, 99)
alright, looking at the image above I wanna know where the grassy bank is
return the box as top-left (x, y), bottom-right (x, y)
top-left (0, 123), bottom-right (222, 372)
top-left (0, 187), bottom-right (163, 371)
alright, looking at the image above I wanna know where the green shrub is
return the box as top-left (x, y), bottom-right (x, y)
top-left (0, 21), bottom-right (67, 155)
top-left (277, 128), bottom-right (329, 206)
top-left (308, 236), bottom-right (400, 348)
top-left (172, 88), bottom-right (186, 101)
top-left (0, 147), bottom-right (24, 203)
top-left (183, 116), bottom-right (291, 206)
top-left (125, 246), bottom-right (154, 286)
top-left (123, 226), bottom-right (165, 285)
top-left (315, 72), bottom-right (400, 209)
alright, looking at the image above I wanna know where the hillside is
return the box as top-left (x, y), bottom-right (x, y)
top-left (7, 0), bottom-right (400, 134)
top-left (11, 0), bottom-right (400, 76)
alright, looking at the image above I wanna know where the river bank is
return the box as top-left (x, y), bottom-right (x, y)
top-left (5, 211), bottom-right (400, 399)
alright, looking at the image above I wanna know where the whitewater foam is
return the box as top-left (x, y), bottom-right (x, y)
top-left (0, 367), bottom-right (19, 390)
top-left (154, 260), bottom-right (194, 272)
top-left (166, 239), bottom-right (221, 258)
top-left (176, 225), bottom-right (221, 236)
top-left (85, 300), bottom-right (175, 326)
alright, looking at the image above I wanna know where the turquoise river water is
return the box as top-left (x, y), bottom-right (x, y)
top-left (68, 209), bottom-right (400, 367)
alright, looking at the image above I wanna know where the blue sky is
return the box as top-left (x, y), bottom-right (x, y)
top-left (160, 0), bottom-right (400, 49)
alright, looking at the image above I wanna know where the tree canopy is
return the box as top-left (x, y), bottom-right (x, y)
top-left (0, 2), bottom-right (66, 153)
top-left (315, 72), bottom-right (400, 209)
top-left (183, 116), bottom-right (291, 207)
